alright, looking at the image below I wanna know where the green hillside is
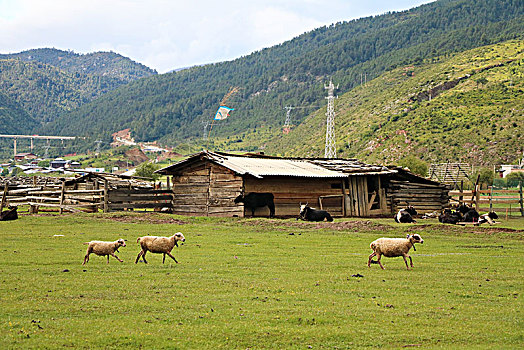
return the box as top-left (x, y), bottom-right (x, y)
top-left (43, 0), bottom-right (524, 148)
top-left (0, 49), bottom-right (157, 128)
top-left (0, 91), bottom-right (38, 134)
top-left (264, 40), bottom-right (524, 166)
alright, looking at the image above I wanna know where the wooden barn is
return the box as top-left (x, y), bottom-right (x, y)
top-left (156, 151), bottom-right (450, 218)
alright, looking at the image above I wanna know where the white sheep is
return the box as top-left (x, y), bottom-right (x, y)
top-left (367, 234), bottom-right (423, 270)
top-left (82, 239), bottom-right (126, 265)
top-left (135, 232), bottom-right (185, 264)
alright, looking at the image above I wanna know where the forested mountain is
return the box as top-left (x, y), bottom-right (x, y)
top-left (43, 0), bottom-right (523, 152)
top-left (0, 48), bottom-right (156, 81)
top-left (263, 40), bottom-right (524, 166)
top-left (0, 49), bottom-right (157, 129)
top-left (0, 92), bottom-right (38, 134)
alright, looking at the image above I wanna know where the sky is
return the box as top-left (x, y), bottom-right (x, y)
top-left (0, 0), bottom-right (434, 73)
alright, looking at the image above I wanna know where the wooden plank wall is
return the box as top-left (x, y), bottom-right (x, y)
top-left (208, 163), bottom-right (243, 217)
top-left (386, 180), bottom-right (450, 213)
top-left (171, 162), bottom-right (243, 217)
top-left (107, 188), bottom-right (173, 211)
top-left (345, 176), bottom-right (370, 217)
top-left (244, 177), bottom-right (344, 217)
top-left (172, 163), bottom-right (210, 216)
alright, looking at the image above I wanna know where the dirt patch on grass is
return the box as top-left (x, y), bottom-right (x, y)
top-left (95, 212), bottom-right (189, 225)
top-left (242, 219), bottom-right (389, 231)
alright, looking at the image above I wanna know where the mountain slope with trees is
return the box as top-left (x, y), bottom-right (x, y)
top-left (43, 0), bottom-right (523, 149)
top-left (0, 49), bottom-right (157, 129)
top-left (264, 40), bottom-right (524, 166)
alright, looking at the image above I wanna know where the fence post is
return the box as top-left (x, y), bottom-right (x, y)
top-left (59, 181), bottom-right (66, 215)
top-left (519, 180), bottom-right (524, 216)
top-left (103, 179), bottom-right (109, 213)
top-left (0, 183), bottom-right (8, 213)
top-left (489, 185), bottom-right (493, 211)
top-left (459, 180), bottom-right (464, 205)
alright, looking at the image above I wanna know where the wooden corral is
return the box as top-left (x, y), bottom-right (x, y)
top-left (0, 172), bottom-right (169, 214)
top-left (157, 151), bottom-right (450, 218)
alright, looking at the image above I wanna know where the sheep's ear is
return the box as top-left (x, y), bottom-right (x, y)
top-left (406, 234), bottom-right (411, 239)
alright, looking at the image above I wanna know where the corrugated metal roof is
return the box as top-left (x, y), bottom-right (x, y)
top-left (156, 151), bottom-right (397, 178)
top-left (207, 153), bottom-right (347, 178)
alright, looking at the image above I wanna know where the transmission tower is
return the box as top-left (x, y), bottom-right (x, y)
top-left (283, 106), bottom-right (294, 134)
top-left (324, 79), bottom-right (338, 158)
top-left (202, 121), bottom-right (210, 141)
top-left (94, 140), bottom-right (103, 154)
top-left (283, 105), bottom-right (319, 134)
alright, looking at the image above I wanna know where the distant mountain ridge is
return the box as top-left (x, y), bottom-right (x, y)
top-left (0, 48), bottom-right (157, 81)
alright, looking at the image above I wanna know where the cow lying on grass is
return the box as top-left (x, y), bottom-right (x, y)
top-left (298, 203), bottom-right (333, 222)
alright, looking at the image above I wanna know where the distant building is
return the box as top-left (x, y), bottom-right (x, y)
top-left (50, 158), bottom-right (67, 169)
top-left (497, 164), bottom-right (524, 178)
top-left (14, 153), bottom-right (37, 161)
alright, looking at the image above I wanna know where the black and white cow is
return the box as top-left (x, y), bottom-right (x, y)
top-left (394, 205), bottom-right (417, 223)
top-left (234, 192), bottom-right (275, 218)
top-left (298, 203), bottom-right (333, 222)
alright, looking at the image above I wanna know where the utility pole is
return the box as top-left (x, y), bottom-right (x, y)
top-left (324, 79), bottom-right (338, 159)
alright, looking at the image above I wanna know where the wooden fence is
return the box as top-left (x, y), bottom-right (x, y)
top-left (106, 188), bottom-right (173, 212)
top-left (1, 182), bottom-right (104, 214)
top-left (1, 181), bottom-right (174, 214)
top-left (450, 182), bottom-right (523, 217)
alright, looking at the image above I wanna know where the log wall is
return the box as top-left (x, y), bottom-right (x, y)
top-left (171, 162), bottom-right (243, 217)
top-left (386, 179), bottom-right (450, 213)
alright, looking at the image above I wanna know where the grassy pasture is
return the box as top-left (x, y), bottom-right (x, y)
top-left (1, 213), bottom-right (523, 349)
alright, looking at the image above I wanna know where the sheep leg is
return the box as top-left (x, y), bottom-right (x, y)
top-left (376, 254), bottom-right (385, 269)
top-left (83, 253), bottom-right (90, 265)
top-left (402, 254), bottom-right (411, 270)
top-left (408, 255), bottom-right (414, 268)
top-left (367, 252), bottom-right (377, 267)
top-left (110, 252), bottom-right (123, 263)
top-left (135, 250), bottom-right (148, 264)
top-left (166, 252), bottom-right (179, 263)
top-left (135, 251), bottom-right (142, 263)
top-left (163, 253), bottom-right (166, 264)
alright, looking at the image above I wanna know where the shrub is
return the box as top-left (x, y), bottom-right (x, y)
top-left (135, 162), bottom-right (161, 181)
top-left (398, 155), bottom-right (428, 177)
top-left (506, 172), bottom-right (524, 188)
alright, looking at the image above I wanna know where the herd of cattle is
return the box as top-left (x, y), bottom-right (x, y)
top-left (234, 192), bottom-right (498, 225)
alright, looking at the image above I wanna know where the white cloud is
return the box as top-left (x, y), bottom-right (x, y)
top-left (0, 0), bottom-right (434, 73)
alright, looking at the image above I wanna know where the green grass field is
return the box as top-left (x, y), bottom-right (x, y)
top-left (1, 213), bottom-right (523, 349)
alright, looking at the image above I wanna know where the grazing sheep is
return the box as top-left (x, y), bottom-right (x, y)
top-left (135, 232), bottom-right (186, 264)
top-left (83, 239), bottom-right (126, 265)
top-left (368, 234), bottom-right (424, 270)
top-left (394, 205), bottom-right (417, 223)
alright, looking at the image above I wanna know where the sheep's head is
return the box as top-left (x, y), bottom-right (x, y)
top-left (117, 239), bottom-right (126, 247)
top-left (234, 194), bottom-right (244, 204)
top-left (173, 232), bottom-right (185, 247)
top-left (407, 234), bottom-right (423, 244)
